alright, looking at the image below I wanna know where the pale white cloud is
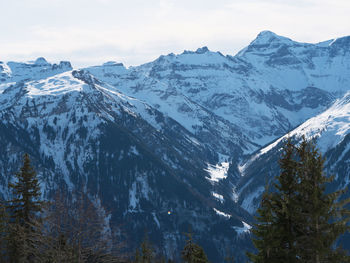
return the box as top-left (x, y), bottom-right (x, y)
top-left (0, 0), bottom-right (349, 67)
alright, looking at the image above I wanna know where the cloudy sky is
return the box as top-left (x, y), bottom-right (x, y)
top-left (1, 0), bottom-right (349, 67)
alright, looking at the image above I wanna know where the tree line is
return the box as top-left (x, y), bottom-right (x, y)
top-left (0, 153), bottom-right (210, 263)
top-left (1, 137), bottom-right (350, 262)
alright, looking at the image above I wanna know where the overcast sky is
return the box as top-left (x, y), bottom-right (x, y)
top-left (0, 0), bottom-right (349, 68)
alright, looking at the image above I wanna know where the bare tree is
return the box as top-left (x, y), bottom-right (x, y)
top-left (43, 190), bottom-right (123, 263)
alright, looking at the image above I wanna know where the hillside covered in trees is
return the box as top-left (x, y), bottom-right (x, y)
top-left (2, 137), bottom-right (350, 262)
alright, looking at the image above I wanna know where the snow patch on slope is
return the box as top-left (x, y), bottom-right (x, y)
top-left (213, 208), bottom-right (231, 218)
top-left (233, 221), bottom-right (252, 235)
top-left (212, 192), bottom-right (224, 203)
top-left (241, 186), bottom-right (265, 214)
top-left (205, 162), bottom-right (229, 182)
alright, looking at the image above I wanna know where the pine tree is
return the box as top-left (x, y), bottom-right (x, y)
top-left (141, 235), bottom-right (154, 263)
top-left (0, 201), bottom-right (9, 262)
top-left (134, 234), bottom-right (155, 263)
top-left (6, 153), bottom-right (44, 263)
top-left (181, 233), bottom-right (209, 263)
top-left (224, 249), bottom-right (235, 263)
top-left (248, 137), bottom-right (350, 263)
top-left (7, 153), bottom-right (43, 224)
top-left (271, 139), bottom-right (299, 262)
top-left (248, 139), bottom-right (299, 262)
top-left (247, 190), bottom-right (282, 263)
top-left (294, 139), bottom-right (350, 263)
top-left (135, 248), bottom-right (142, 263)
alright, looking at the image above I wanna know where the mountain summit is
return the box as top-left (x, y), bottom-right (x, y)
top-left (250, 30), bottom-right (294, 46)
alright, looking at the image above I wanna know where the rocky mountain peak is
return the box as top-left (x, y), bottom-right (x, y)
top-left (57, 61), bottom-right (72, 69)
top-left (250, 30), bottom-right (294, 46)
top-left (195, 46), bottom-right (210, 54)
top-left (102, 61), bottom-right (125, 67)
top-left (34, 57), bottom-right (49, 65)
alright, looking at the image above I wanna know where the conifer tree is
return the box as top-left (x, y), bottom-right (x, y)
top-left (7, 153), bottom-right (43, 224)
top-left (246, 191), bottom-right (276, 262)
top-left (224, 248), bottom-right (235, 263)
top-left (181, 233), bottom-right (209, 263)
top-left (134, 234), bottom-right (155, 263)
top-left (135, 248), bottom-right (142, 263)
top-left (294, 139), bottom-right (350, 263)
top-left (6, 153), bottom-right (44, 263)
top-left (0, 201), bottom-right (9, 262)
top-left (141, 236), bottom-right (154, 263)
top-left (271, 139), bottom-right (299, 262)
top-left (248, 139), bottom-right (299, 262)
top-left (248, 137), bottom-right (350, 263)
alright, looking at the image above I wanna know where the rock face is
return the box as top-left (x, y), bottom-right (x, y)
top-left (0, 31), bottom-right (350, 261)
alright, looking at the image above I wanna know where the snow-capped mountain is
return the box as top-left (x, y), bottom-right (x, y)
top-left (0, 57), bottom-right (72, 84)
top-left (238, 90), bottom-right (350, 213)
top-left (1, 31), bottom-right (350, 261)
top-left (0, 66), bottom-right (252, 261)
top-left (85, 31), bottom-right (349, 153)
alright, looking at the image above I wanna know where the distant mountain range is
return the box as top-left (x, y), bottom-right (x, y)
top-left (1, 31), bottom-right (349, 262)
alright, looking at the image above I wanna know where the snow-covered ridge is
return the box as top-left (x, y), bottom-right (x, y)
top-left (2, 31), bottom-right (350, 158)
top-left (82, 31), bottom-right (350, 157)
top-left (0, 68), bottom-right (212, 191)
top-left (0, 69), bottom-right (173, 135)
top-left (249, 91), bottom-right (350, 161)
top-left (25, 71), bottom-right (85, 97)
top-left (0, 58), bottom-right (72, 84)
top-left (287, 92), bottom-right (350, 152)
top-left (237, 90), bottom-right (350, 218)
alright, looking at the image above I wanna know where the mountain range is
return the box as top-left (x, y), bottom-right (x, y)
top-left (1, 30), bottom-right (350, 262)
